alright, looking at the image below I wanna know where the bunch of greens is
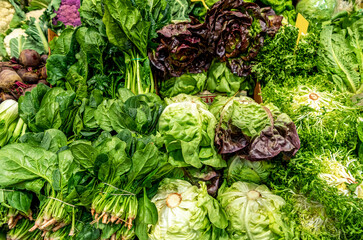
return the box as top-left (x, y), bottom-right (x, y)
top-left (95, 89), bottom-right (165, 136)
top-left (148, 178), bottom-right (228, 240)
top-left (0, 189), bottom-right (33, 229)
top-left (18, 84), bottom-right (80, 136)
top-left (275, 190), bottom-right (342, 239)
top-left (253, 25), bottom-right (320, 86)
top-left (318, 11), bottom-right (363, 94)
top-left (70, 130), bottom-right (173, 238)
top-left (225, 155), bottom-right (274, 185)
top-left (0, 99), bottom-right (27, 147)
top-left (218, 181), bottom-right (294, 239)
top-left (6, 219), bottom-right (42, 240)
top-left (102, 0), bottom-right (176, 95)
top-left (151, 0), bottom-right (284, 95)
top-left (158, 94), bottom-right (226, 169)
top-left (210, 96), bottom-right (300, 161)
top-left (261, 75), bottom-right (361, 151)
top-left (46, 26), bottom-right (125, 99)
top-left (0, 129), bottom-right (96, 235)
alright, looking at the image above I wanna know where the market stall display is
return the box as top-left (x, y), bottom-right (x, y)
top-left (0, 0), bottom-right (362, 239)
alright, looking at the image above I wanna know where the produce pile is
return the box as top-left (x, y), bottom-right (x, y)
top-left (0, 0), bottom-right (362, 239)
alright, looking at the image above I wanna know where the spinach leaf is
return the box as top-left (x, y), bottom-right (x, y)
top-left (135, 188), bottom-right (158, 240)
top-left (0, 143), bottom-right (58, 193)
top-left (50, 28), bottom-right (74, 55)
top-left (0, 190), bottom-right (32, 215)
top-left (104, 0), bottom-right (151, 57)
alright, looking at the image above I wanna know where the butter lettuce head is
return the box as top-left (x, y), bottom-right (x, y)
top-left (148, 178), bottom-right (227, 240)
top-left (226, 156), bottom-right (274, 185)
top-left (158, 94), bottom-right (226, 169)
top-left (159, 72), bottom-right (207, 98)
top-left (218, 181), bottom-right (293, 240)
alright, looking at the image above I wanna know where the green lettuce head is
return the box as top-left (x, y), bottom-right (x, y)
top-left (159, 94), bottom-right (226, 169)
top-left (226, 156), bottom-right (274, 185)
top-left (218, 181), bottom-right (294, 240)
top-left (148, 178), bottom-right (228, 240)
top-left (296, 0), bottom-right (337, 21)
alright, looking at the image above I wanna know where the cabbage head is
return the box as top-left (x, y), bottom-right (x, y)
top-left (148, 178), bottom-right (228, 240)
top-left (159, 94), bottom-right (225, 168)
top-left (296, 0), bottom-right (337, 21)
top-left (218, 181), bottom-right (293, 240)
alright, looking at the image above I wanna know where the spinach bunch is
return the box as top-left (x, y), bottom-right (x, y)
top-left (70, 130), bottom-right (173, 239)
top-left (0, 129), bottom-right (97, 235)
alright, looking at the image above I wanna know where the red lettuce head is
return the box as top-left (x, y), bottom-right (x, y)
top-left (205, 0), bottom-right (283, 76)
top-left (149, 17), bottom-right (213, 78)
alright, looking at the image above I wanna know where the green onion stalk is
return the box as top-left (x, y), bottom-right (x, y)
top-left (6, 219), bottom-right (42, 240)
top-left (124, 48), bottom-right (155, 95)
top-left (91, 183), bottom-right (138, 230)
top-left (29, 194), bottom-right (78, 236)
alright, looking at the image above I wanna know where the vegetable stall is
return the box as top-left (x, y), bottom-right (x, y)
top-left (0, 0), bottom-right (362, 239)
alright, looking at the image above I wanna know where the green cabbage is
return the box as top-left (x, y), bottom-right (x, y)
top-left (218, 181), bottom-right (293, 240)
top-left (158, 94), bottom-right (226, 168)
top-left (148, 178), bottom-right (228, 240)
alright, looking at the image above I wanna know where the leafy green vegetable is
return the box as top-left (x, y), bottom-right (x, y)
top-left (9, 35), bottom-right (33, 59)
top-left (25, 17), bottom-right (49, 55)
top-left (159, 94), bottom-right (226, 168)
top-left (18, 84), bottom-right (81, 136)
top-left (207, 61), bottom-right (252, 96)
top-left (148, 178), bottom-right (228, 240)
top-left (0, 189), bottom-right (33, 219)
top-left (296, 0), bottom-right (336, 21)
top-left (6, 219), bottom-right (42, 239)
top-left (268, 149), bottom-right (363, 239)
top-left (210, 96), bottom-right (300, 161)
top-left (261, 75), bottom-right (361, 151)
top-left (95, 91), bottom-right (165, 135)
top-left (159, 72), bottom-right (207, 98)
top-left (226, 156), bottom-right (274, 185)
top-left (0, 100), bottom-right (25, 147)
top-left (0, 143), bottom-right (57, 193)
top-left (318, 12), bottom-right (363, 94)
top-left (218, 181), bottom-right (294, 240)
top-left (253, 25), bottom-right (319, 86)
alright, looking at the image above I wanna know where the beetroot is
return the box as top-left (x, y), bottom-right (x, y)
top-left (19, 49), bottom-right (41, 68)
